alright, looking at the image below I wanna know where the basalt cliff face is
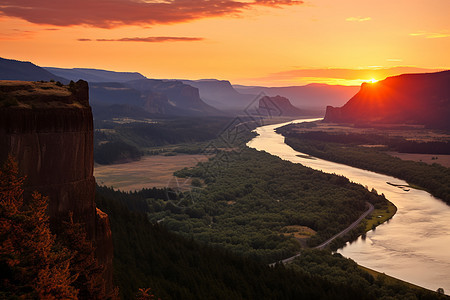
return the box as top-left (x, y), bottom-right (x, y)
top-left (323, 70), bottom-right (450, 129)
top-left (0, 80), bottom-right (114, 296)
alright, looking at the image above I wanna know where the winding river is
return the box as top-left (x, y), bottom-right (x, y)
top-left (247, 118), bottom-right (450, 293)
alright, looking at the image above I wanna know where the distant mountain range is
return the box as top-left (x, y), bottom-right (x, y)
top-left (0, 57), bottom-right (67, 83)
top-left (9, 57), bottom-right (447, 126)
top-left (324, 70), bottom-right (450, 129)
top-left (234, 83), bottom-right (359, 112)
top-left (0, 58), bottom-right (222, 118)
top-left (44, 67), bottom-right (146, 83)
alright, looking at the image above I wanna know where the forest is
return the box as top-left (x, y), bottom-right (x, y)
top-left (98, 147), bottom-right (390, 263)
top-left (95, 184), bottom-right (445, 299)
top-left (93, 116), bottom-right (258, 164)
top-left (283, 129), bottom-right (450, 154)
top-left (278, 126), bottom-right (450, 204)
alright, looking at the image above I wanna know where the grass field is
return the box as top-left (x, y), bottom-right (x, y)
top-left (385, 151), bottom-right (450, 168)
top-left (365, 201), bottom-right (397, 232)
top-left (94, 154), bottom-right (211, 191)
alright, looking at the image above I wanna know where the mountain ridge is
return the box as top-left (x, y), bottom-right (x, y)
top-left (323, 70), bottom-right (450, 129)
top-left (0, 57), bottom-right (68, 83)
top-left (44, 67), bottom-right (147, 83)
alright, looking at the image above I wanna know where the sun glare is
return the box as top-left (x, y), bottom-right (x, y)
top-left (369, 78), bottom-right (378, 83)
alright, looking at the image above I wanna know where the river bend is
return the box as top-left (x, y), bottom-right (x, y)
top-left (247, 118), bottom-right (450, 292)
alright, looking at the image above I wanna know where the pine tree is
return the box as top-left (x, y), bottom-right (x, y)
top-left (60, 212), bottom-right (106, 299)
top-left (0, 156), bottom-right (78, 299)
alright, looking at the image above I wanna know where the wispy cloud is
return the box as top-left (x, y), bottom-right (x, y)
top-left (0, 0), bottom-right (303, 28)
top-left (387, 59), bottom-right (403, 62)
top-left (0, 29), bottom-right (35, 40)
top-left (78, 36), bottom-right (204, 42)
top-left (345, 16), bottom-right (371, 22)
top-left (409, 31), bottom-right (450, 38)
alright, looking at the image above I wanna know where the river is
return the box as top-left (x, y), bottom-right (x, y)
top-left (247, 118), bottom-right (450, 293)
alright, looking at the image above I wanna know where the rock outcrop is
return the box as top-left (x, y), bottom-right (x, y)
top-left (126, 79), bottom-right (224, 116)
top-left (181, 79), bottom-right (254, 111)
top-left (0, 80), bottom-right (115, 296)
top-left (258, 95), bottom-right (306, 116)
top-left (323, 70), bottom-right (450, 129)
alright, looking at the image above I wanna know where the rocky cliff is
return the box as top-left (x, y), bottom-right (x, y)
top-left (0, 80), bottom-right (115, 296)
top-left (126, 79), bottom-right (224, 116)
top-left (181, 79), bottom-right (254, 111)
top-left (323, 70), bottom-right (450, 129)
top-left (258, 95), bottom-right (306, 117)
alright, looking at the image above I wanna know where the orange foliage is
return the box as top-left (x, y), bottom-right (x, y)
top-left (136, 287), bottom-right (160, 300)
top-left (0, 156), bottom-right (78, 299)
top-left (60, 212), bottom-right (107, 299)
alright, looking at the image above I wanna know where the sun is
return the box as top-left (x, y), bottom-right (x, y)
top-left (368, 78), bottom-right (378, 83)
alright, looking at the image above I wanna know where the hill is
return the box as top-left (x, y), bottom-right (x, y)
top-left (181, 79), bottom-right (255, 111)
top-left (125, 79), bottom-right (224, 116)
top-left (44, 67), bottom-right (147, 83)
top-left (324, 70), bottom-right (450, 129)
top-left (258, 95), bottom-right (307, 116)
top-left (0, 57), bottom-right (67, 83)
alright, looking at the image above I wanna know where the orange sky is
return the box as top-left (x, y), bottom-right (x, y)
top-left (0, 0), bottom-right (449, 86)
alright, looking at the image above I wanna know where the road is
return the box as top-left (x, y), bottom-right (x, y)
top-left (270, 202), bottom-right (374, 266)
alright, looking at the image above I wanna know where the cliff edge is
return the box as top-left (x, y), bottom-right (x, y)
top-left (0, 80), bottom-right (115, 296)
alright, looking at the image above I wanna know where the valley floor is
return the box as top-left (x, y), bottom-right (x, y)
top-left (94, 154), bottom-right (211, 191)
top-left (385, 151), bottom-right (450, 168)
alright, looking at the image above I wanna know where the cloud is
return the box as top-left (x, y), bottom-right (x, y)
top-left (0, 0), bottom-right (303, 28)
top-left (345, 16), bottom-right (371, 22)
top-left (409, 31), bottom-right (450, 38)
top-left (0, 29), bottom-right (35, 40)
top-left (78, 36), bottom-right (204, 42)
top-left (258, 66), bottom-right (445, 85)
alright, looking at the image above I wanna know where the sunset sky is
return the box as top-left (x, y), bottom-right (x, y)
top-left (0, 0), bottom-right (449, 86)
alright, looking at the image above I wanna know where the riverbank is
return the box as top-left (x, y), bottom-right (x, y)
top-left (364, 201), bottom-right (397, 232)
top-left (248, 118), bottom-right (450, 292)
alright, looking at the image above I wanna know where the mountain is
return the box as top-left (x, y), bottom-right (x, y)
top-left (234, 83), bottom-right (359, 113)
top-left (0, 80), bottom-right (115, 296)
top-left (0, 57), bottom-right (67, 82)
top-left (0, 58), bottom-right (223, 117)
top-left (323, 70), bottom-right (450, 129)
top-left (125, 79), bottom-right (224, 116)
top-left (44, 67), bottom-right (147, 83)
top-left (181, 79), bottom-right (255, 111)
top-left (258, 95), bottom-right (307, 116)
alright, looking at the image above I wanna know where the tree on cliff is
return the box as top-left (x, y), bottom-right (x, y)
top-left (59, 212), bottom-right (107, 299)
top-left (0, 156), bottom-right (78, 299)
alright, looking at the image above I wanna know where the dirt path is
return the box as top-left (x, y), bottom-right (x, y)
top-left (270, 202), bottom-right (374, 266)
